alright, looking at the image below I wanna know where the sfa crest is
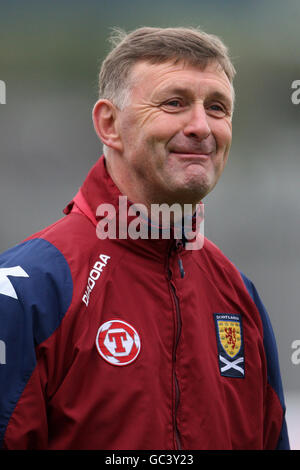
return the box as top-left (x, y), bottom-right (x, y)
top-left (214, 313), bottom-right (245, 378)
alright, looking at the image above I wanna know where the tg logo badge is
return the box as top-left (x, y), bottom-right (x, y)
top-left (96, 320), bottom-right (141, 366)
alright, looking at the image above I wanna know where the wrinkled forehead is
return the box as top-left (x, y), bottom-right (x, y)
top-left (128, 59), bottom-right (235, 105)
top-left (130, 57), bottom-right (231, 83)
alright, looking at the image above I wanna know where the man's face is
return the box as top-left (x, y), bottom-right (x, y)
top-left (115, 59), bottom-right (233, 206)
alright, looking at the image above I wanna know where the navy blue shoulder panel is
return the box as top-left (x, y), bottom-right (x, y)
top-left (240, 271), bottom-right (290, 450)
top-left (0, 238), bottom-right (73, 447)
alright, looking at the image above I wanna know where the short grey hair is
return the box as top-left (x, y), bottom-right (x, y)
top-left (98, 26), bottom-right (236, 156)
top-left (98, 26), bottom-right (236, 109)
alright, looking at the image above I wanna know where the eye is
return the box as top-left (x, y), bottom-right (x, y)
top-left (160, 98), bottom-right (185, 112)
top-left (166, 99), bottom-right (182, 107)
top-left (207, 103), bottom-right (227, 117)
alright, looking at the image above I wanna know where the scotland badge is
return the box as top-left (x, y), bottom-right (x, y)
top-left (214, 313), bottom-right (245, 378)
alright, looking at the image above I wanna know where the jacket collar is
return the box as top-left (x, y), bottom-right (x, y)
top-left (64, 155), bottom-right (203, 256)
top-left (64, 155), bottom-right (120, 225)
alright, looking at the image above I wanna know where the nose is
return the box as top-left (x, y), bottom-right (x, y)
top-left (183, 103), bottom-right (211, 140)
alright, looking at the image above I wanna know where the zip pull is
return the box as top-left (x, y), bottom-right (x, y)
top-left (178, 257), bottom-right (185, 279)
top-left (175, 239), bottom-right (185, 279)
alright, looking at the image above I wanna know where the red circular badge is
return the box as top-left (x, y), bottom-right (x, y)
top-left (95, 320), bottom-right (141, 366)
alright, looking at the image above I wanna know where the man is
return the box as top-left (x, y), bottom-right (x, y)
top-left (0, 27), bottom-right (289, 450)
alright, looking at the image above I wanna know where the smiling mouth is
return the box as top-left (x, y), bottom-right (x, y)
top-left (170, 150), bottom-right (213, 158)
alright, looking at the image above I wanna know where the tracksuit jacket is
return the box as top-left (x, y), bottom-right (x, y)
top-left (0, 156), bottom-right (289, 450)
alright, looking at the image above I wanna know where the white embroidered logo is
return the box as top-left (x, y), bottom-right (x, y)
top-left (0, 266), bottom-right (29, 300)
top-left (219, 355), bottom-right (245, 375)
top-left (82, 254), bottom-right (111, 306)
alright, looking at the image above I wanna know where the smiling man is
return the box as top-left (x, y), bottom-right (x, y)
top-left (0, 27), bottom-right (289, 450)
top-left (94, 59), bottom-right (232, 211)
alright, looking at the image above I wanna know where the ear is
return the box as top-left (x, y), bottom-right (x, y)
top-left (92, 99), bottom-right (123, 153)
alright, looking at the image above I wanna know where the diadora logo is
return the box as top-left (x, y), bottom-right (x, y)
top-left (95, 320), bottom-right (141, 366)
top-left (0, 266), bottom-right (29, 300)
top-left (82, 254), bottom-right (110, 306)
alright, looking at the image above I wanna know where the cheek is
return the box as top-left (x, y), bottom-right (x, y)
top-left (134, 105), bottom-right (163, 128)
top-left (214, 120), bottom-right (232, 154)
top-left (137, 107), bottom-right (184, 143)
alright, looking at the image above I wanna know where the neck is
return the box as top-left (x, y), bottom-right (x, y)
top-left (105, 154), bottom-right (200, 226)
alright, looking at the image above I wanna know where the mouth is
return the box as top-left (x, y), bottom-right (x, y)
top-left (170, 150), bottom-right (213, 159)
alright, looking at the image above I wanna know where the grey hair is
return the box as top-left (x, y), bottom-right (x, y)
top-left (98, 26), bottom-right (236, 110)
top-left (99, 27), bottom-right (236, 156)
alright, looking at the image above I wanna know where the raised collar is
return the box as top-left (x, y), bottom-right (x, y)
top-left (63, 155), bottom-right (204, 256)
top-left (64, 156), bottom-right (120, 225)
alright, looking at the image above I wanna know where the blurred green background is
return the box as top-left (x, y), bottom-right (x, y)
top-left (0, 0), bottom-right (299, 447)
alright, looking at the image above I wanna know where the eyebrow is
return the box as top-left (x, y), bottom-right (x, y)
top-left (155, 85), bottom-right (194, 99)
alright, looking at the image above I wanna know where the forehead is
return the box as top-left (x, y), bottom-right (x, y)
top-left (128, 59), bottom-right (233, 103)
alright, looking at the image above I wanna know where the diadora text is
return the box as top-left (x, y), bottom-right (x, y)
top-left (82, 254), bottom-right (110, 306)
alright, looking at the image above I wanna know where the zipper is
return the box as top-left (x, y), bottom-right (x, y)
top-left (170, 282), bottom-right (182, 450)
top-left (167, 239), bottom-right (184, 450)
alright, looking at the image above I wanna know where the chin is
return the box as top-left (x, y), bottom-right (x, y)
top-left (167, 181), bottom-right (211, 205)
top-left (182, 174), bottom-right (213, 199)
